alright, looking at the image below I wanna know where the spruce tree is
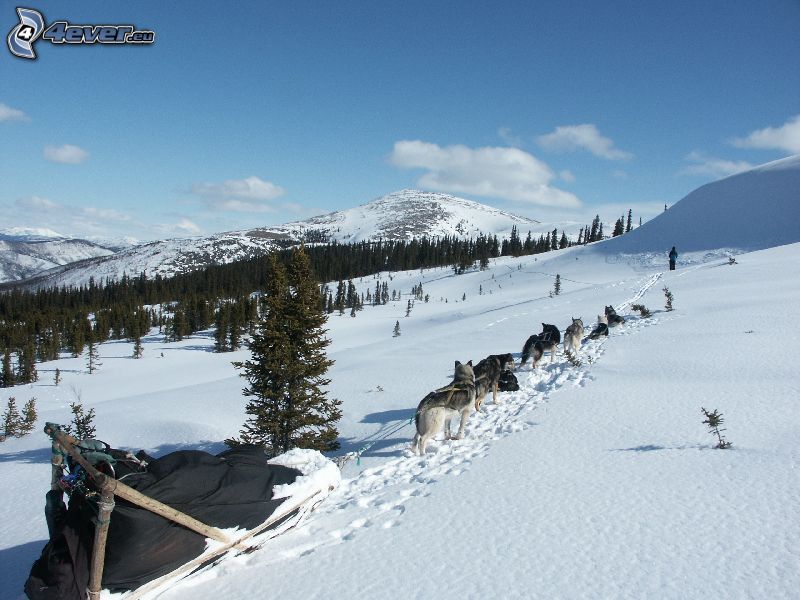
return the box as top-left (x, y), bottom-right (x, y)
top-left (1, 349), bottom-right (14, 388)
top-left (231, 249), bottom-right (341, 455)
top-left (20, 397), bottom-right (37, 434)
top-left (2, 397), bottom-right (21, 439)
top-left (393, 320), bottom-right (401, 337)
top-left (54, 368), bottom-right (61, 386)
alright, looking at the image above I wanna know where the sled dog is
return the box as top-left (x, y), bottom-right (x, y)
top-left (588, 315), bottom-right (609, 339)
top-left (604, 305), bottom-right (626, 326)
top-left (563, 317), bottom-right (584, 354)
top-left (411, 361), bottom-right (477, 455)
top-left (497, 369), bottom-right (519, 392)
top-left (521, 323), bottom-right (561, 368)
top-left (473, 353), bottom-right (515, 411)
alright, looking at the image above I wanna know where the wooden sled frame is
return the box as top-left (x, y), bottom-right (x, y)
top-left (44, 423), bottom-right (334, 600)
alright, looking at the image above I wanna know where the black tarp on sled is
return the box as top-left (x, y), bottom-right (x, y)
top-left (25, 446), bottom-right (300, 599)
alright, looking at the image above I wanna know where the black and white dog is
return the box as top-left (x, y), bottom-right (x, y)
top-left (473, 353), bottom-right (515, 411)
top-left (588, 315), bottom-right (609, 339)
top-left (521, 323), bottom-right (561, 368)
top-left (604, 305), bottom-right (626, 327)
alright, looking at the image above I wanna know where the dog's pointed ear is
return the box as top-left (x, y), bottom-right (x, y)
top-left (468, 360), bottom-right (473, 366)
top-left (455, 360), bottom-right (461, 368)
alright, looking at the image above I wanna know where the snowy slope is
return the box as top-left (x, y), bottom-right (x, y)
top-left (1, 239), bottom-right (799, 599)
top-left (599, 154), bottom-right (800, 258)
top-left (0, 232), bottom-right (115, 283)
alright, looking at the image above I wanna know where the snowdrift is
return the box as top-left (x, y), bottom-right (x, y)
top-left (599, 154), bottom-right (800, 254)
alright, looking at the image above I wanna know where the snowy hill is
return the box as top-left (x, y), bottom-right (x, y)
top-left (1, 240), bottom-right (799, 599)
top-left (599, 154), bottom-right (800, 258)
top-left (10, 190), bottom-right (543, 288)
top-left (266, 189), bottom-right (542, 242)
top-left (0, 229), bottom-right (115, 283)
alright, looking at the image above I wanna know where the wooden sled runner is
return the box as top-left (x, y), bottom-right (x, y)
top-left (27, 424), bottom-right (339, 600)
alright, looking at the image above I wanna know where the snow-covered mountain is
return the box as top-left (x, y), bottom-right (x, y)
top-left (9, 190), bottom-right (542, 288)
top-left (0, 229), bottom-right (116, 283)
top-left (267, 189), bottom-right (541, 242)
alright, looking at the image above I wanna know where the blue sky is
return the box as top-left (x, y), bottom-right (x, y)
top-left (1, 0), bottom-right (798, 241)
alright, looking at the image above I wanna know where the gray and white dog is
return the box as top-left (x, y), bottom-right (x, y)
top-left (604, 305), bottom-right (626, 327)
top-left (411, 361), bottom-right (477, 455)
top-left (563, 317), bottom-right (584, 354)
top-left (588, 314), bottom-right (609, 339)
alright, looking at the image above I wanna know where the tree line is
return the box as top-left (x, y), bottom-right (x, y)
top-left (0, 215), bottom-right (639, 385)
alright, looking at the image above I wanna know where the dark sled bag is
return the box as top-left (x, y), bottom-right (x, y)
top-left (25, 446), bottom-right (300, 598)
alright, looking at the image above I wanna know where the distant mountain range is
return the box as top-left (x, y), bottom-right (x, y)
top-left (5, 155), bottom-right (798, 290)
top-left (1, 190), bottom-right (542, 288)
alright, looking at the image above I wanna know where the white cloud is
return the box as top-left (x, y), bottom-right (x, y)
top-left (680, 150), bottom-right (754, 178)
top-left (191, 176), bottom-right (286, 212)
top-left (43, 144), bottom-right (89, 164)
top-left (16, 195), bottom-right (60, 210)
top-left (612, 169), bottom-right (628, 179)
top-left (389, 140), bottom-right (580, 208)
top-left (731, 115), bottom-right (800, 154)
top-left (559, 169), bottom-right (575, 183)
top-left (536, 124), bottom-right (633, 160)
top-left (154, 219), bottom-right (202, 236)
top-left (0, 102), bottom-right (28, 122)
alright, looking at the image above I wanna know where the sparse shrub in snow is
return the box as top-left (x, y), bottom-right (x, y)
top-left (66, 401), bottom-right (97, 440)
top-left (564, 349), bottom-right (582, 367)
top-left (631, 304), bottom-right (652, 318)
top-left (393, 321), bottom-right (401, 337)
top-left (54, 368), bottom-right (61, 386)
top-left (701, 407), bottom-right (732, 449)
top-left (663, 286), bottom-right (674, 311)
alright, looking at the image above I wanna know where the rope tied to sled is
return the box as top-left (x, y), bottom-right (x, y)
top-left (334, 418), bottom-right (413, 469)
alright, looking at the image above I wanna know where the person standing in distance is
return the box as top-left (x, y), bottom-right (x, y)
top-left (668, 246), bottom-right (678, 271)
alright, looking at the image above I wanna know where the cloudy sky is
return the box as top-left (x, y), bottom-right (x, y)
top-left (1, 1), bottom-right (798, 241)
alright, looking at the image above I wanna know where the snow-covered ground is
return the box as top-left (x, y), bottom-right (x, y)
top-left (1, 235), bottom-right (799, 599)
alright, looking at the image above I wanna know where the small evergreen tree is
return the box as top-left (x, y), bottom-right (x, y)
top-left (67, 401), bottom-right (97, 440)
top-left (86, 334), bottom-right (101, 374)
top-left (405, 300), bottom-right (412, 317)
top-left (701, 407), bottom-right (732, 449)
top-left (2, 397), bottom-right (21, 439)
top-left (54, 368), bottom-right (61, 386)
top-left (626, 209), bottom-right (633, 233)
top-left (553, 274), bottom-right (562, 296)
top-left (393, 321), bottom-right (401, 337)
top-left (20, 397), bottom-right (37, 434)
top-left (663, 286), bottom-right (674, 311)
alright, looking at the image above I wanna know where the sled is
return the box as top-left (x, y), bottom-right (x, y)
top-left (26, 424), bottom-right (340, 600)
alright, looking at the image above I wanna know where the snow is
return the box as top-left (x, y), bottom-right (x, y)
top-left (1, 159), bottom-right (799, 599)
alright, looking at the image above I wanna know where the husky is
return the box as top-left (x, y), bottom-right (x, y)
top-left (520, 323), bottom-right (561, 368)
top-left (588, 314), bottom-right (609, 339)
top-left (497, 369), bottom-right (519, 392)
top-left (604, 305), bottom-right (626, 327)
top-left (473, 353), bottom-right (515, 411)
top-left (563, 317), bottom-right (584, 354)
top-left (411, 361), bottom-right (477, 455)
